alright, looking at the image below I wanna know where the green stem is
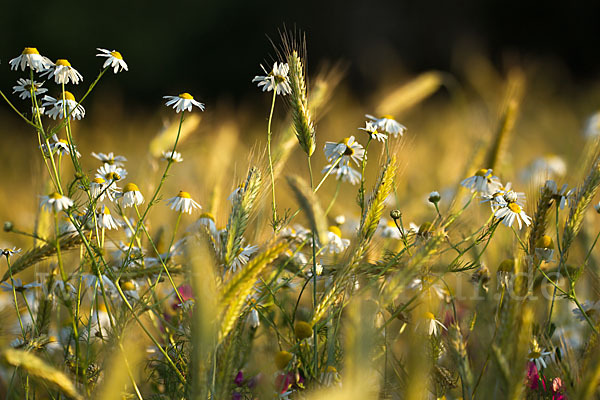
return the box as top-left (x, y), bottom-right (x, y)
top-left (266, 89), bottom-right (278, 229)
top-left (324, 180), bottom-right (341, 216)
top-left (307, 156), bottom-right (318, 377)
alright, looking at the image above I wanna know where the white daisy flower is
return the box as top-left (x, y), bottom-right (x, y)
top-left (96, 48), bottom-right (128, 73)
top-left (96, 205), bottom-right (121, 230)
top-left (320, 366), bottom-right (342, 388)
top-left (528, 338), bottom-right (554, 370)
top-left (0, 278), bottom-right (41, 293)
top-left (41, 192), bottom-right (73, 212)
top-left (323, 226), bottom-right (350, 254)
top-left (42, 59), bottom-right (83, 85)
top-left (42, 92), bottom-right (85, 120)
top-left (12, 78), bottom-right (48, 100)
top-left (544, 180), bottom-right (574, 210)
top-left (230, 245), bottom-right (259, 273)
top-left (481, 182), bottom-right (526, 210)
top-left (89, 177), bottom-right (116, 202)
top-left (366, 114), bottom-right (406, 138)
top-left (96, 163), bottom-right (127, 182)
top-left (163, 93), bottom-right (205, 113)
top-left (494, 202), bottom-right (532, 229)
top-left (120, 183), bottom-right (144, 208)
top-left (423, 311), bottom-right (447, 336)
top-left (1, 247), bottom-right (22, 257)
top-left (321, 163), bottom-right (361, 185)
top-left (359, 121), bottom-right (387, 142)
top-left (9, 47), bottom-right (53, 72)
top-left (192, 212), bottom-right (219, 238)
top-left (572, 300), bottom-right (600, 322)
top-left (59, 215), bottom-right (78, 235)
top-left (119, 280), bottom-right (139, 300)
top-left (460, 169), bottom-right (502, 196)
top-left (323, 136), bottom-right (365, 166)
top-left (91, 152), bottom-right (127, 167)
top-left (252, 62), bottom-right (292, 95)
top-left (166, 191), bottom-right (201, 214)
top-left (161, 150), bottom-right (183, 163)
top-left (47, 135), bottom-right (81, 157)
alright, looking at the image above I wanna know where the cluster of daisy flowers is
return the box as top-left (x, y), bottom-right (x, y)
top-left (9, 47), bottom-right (127, 121)
top-left (460, 168), bottom-right (533, 229)
top-left (321, 115), bottom-right (406, 185)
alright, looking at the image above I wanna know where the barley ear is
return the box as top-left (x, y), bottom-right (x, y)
top-left (219, 241), bottom-right (288, 339)
top-left (286, 175), bottom-right (328, 246)
top-left (286, 49), bottom-right (316, 157)
top-left (2, 348), bottom-right (83, 400)
top-left (562, 155), bottom-right (600, 262)
top-left (222, 167), bottom-right (262, 268)
top-left (1, 233), bottom-right (83, 282)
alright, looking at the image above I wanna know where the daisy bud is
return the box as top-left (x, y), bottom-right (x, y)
top-left (294, 321), bottom-right (313, 340)
top-left (3, 221), bottom-right (13, 232)
top-left (390, 209), bottom-right (402, 220)
top-left (428, 191), bottom-right (441, 204)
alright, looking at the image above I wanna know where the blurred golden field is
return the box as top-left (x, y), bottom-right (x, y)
top-left (1, 42), bottom-right (600, 400)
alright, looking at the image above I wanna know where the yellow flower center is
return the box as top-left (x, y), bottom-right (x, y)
top-left (475, 168), bottom-right (489, 177)
top-left (508, 203), bottom-right (522, 213)
top-left (110, 51), bottom-right (123, 60)
top-left (105, 172), bottom-right (120, 181)
top-left (178, 191), bottom-right (191, 198)
top-left (23, 47), bottom-right (40, 55)
top-left (326, 365), bottom-right (338, 373)
top-left (341, 137), bottom-right (355, 156)
top-left (49, 192), bottom-right (62, 200)
top-left (58, 139), bottom-right (68, 145)
top-left (329, 225), bottom-right (342, 237)
top-left (97, 303), bottom-right (107, 312)
top-left (528, 351), bottom-right (541, 359)
top-left (424, 311), bottom-right (435, 320)
top-left (92, 177), bottom-right (105, 184)
top-left (121, 280), bottom-right (136, 291)
top-left (55, 59), bottom-right (71, 67)
top-left (382, 114), bottom-right (394, 119)
top-left (102, 207), bottom-right (111, 215)
top-left (178, 93), bottom-right (193, 99)
top-left (63, 91), bottom-right (76, 102)
top-left (199, 212), bottom-right (215, 221)
top-left (535, 235), bottom-right (554, 249)
top-left (387, 219), bottom-right (396, 227)
top-left (123, 183), bottom-right (139, 193)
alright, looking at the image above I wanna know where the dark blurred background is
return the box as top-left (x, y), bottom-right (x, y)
top-left (1, 0), bottom-right (600, 107)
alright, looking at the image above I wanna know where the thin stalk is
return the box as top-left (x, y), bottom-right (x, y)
top-left (307, 156), bottom-right (319, 377)
top-left (266, 89), bottom-right (278, 229)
